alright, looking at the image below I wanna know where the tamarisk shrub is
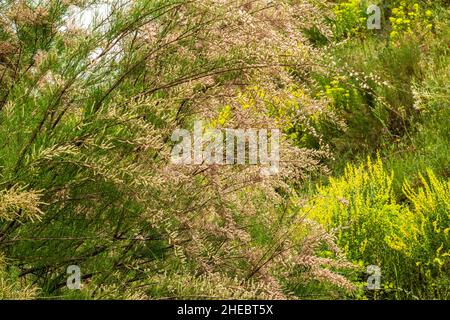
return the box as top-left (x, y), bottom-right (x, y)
top-left (0, 0), bottom-right (354, 298)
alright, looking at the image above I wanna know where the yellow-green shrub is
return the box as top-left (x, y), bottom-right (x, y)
top-left (403, 170), bottom-right (450, 287)
top-left (323, 77), bottom-right (352, 110)
top-left (303, 156), bottom-right (449, 298)
top-left (0, 253), bottom-right (38, 299)
top-left (333, 0), bottom-right (367, 39)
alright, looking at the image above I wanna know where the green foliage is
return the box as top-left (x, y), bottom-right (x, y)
top-left (0, 0), bottom-right (356, 300)
top-left (304, 157), bottom-right (450, 299)
top-left (0, 253), bottom-right (38, 299)
top-left (0, 0), bottom-right (447, 300)
top-left (332, 0), bottom-right (368, 39)
top-left (305, 3), bottom-right (448, 170)
top-left (389, 1), bottom-right (434, 40)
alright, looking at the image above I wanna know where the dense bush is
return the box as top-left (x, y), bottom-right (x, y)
top-left (303, 157), bottom-right (449, 299)
top-left (0, 0), bottom-right (357, 299)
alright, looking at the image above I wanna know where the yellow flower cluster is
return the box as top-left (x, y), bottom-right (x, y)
top-left (301, 156), bottom-right (449, 292)
top-left (333, 0), bottom-right (366, 38)
top-left (389, 2), bottom-right (433, 40)
top-left (324, 79), bottom-right (351, 109)
top-left (209, 105), bottom-right (232, 128)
